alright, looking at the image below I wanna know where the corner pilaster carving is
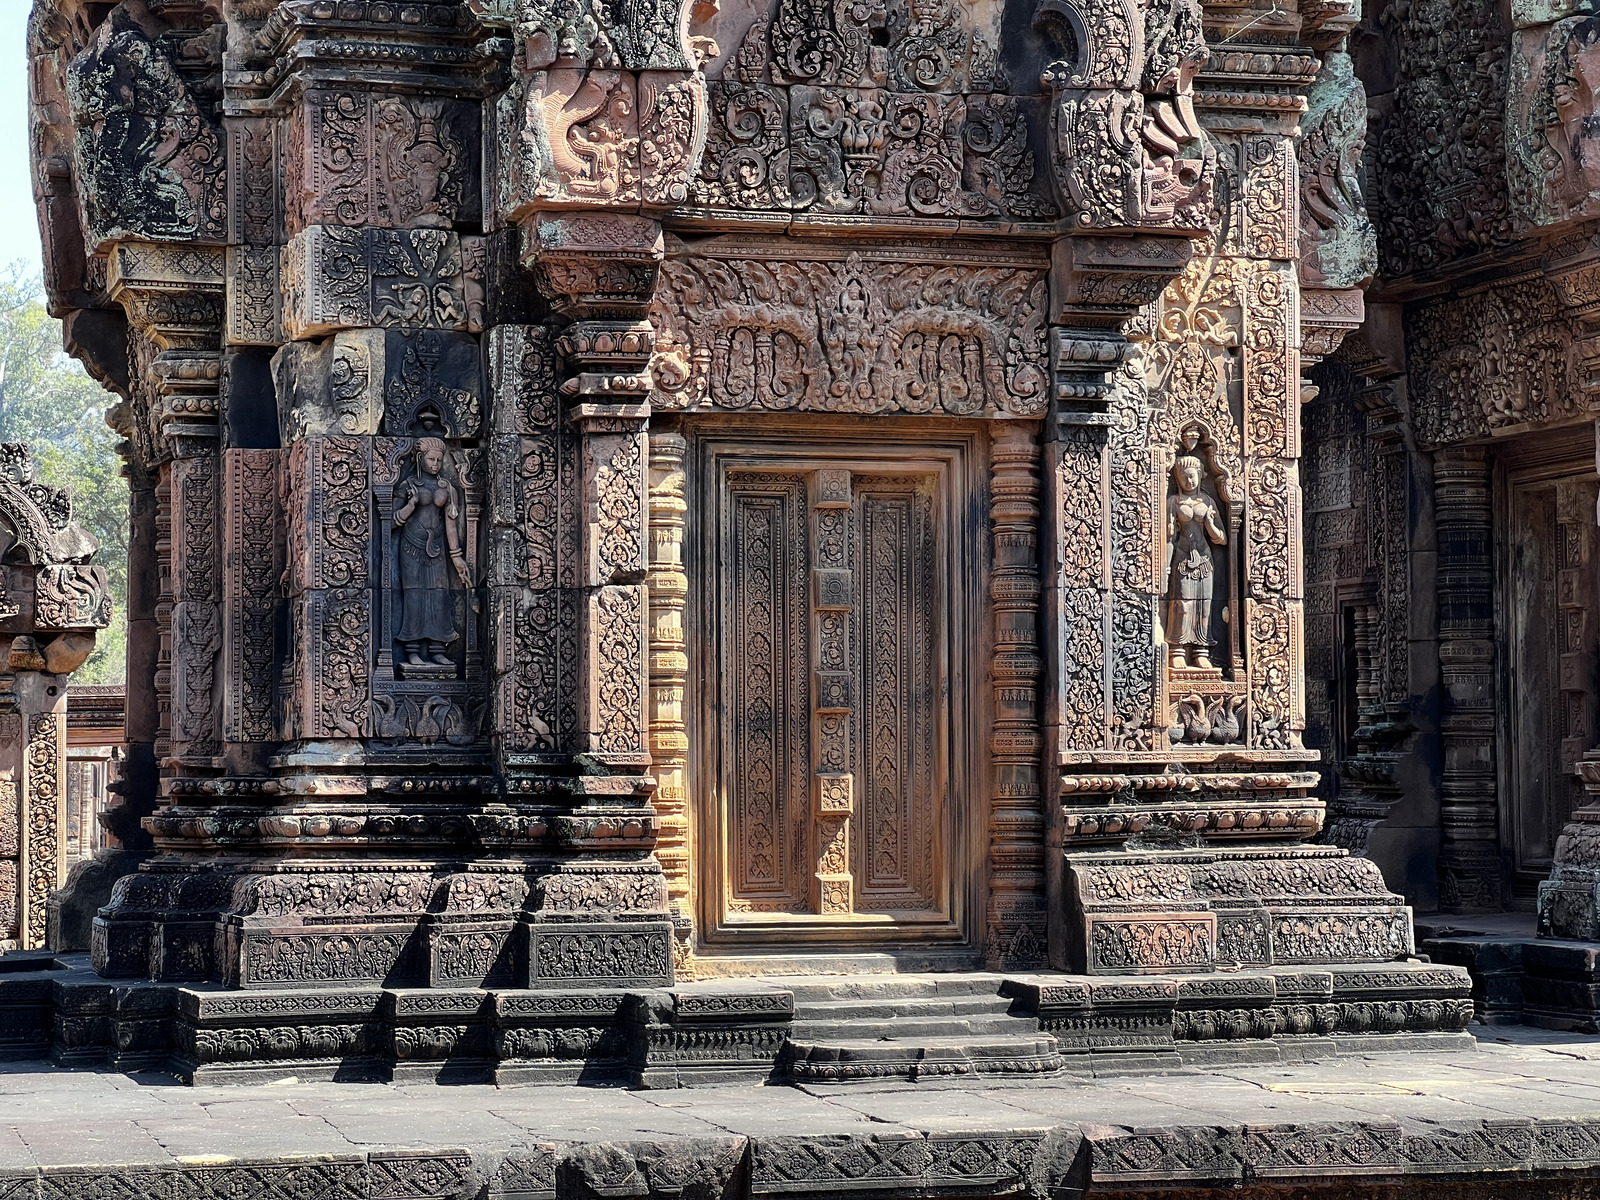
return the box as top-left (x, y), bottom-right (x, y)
top-left (516, 211), bottom-right (673, 987)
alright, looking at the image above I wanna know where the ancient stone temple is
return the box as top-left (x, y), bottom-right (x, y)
top-left (1293, 0), bottom-right (1600, 1031)
top-left (12, 0), bottom-right (1558, 1085)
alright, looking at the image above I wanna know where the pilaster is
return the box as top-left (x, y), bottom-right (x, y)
top-left (1433, 446), bottom-right (1503, 912)
top-left (647, 427), bottom-right (692, 965)
top-left (988, 421), bottom-right (1047, 970)
top-left (515, 212), bottom-right (672, 987)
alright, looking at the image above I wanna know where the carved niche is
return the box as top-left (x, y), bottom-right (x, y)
top-left (1074, 244), bottom-right (1303, 759)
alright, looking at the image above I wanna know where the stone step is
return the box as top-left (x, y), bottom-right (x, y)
top-left (789, 995), bottom-right (1015, 1021)
top-left (776, 974), bottom-right (1010, 1003)
top-left (790, 1015), bottom-right (1040, 1041)
top-left (785, 1033), bottom-right (1063, 1083)
top-left (789, 1018), bottom-right (972, 1041)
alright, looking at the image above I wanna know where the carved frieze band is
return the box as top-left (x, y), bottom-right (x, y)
top-left (649, 240), bottom-right (1050, 418)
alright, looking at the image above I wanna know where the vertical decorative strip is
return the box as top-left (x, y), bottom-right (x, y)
top-left (223, 449), bottom-right (282, 746)
top-left (22, 708), bottom-right (64, 949)
top-left (812, 468), bottom-right (854, 916)
top-left (648, 428), bottom-right (692, 958)
top-left (988, 422), bottom-right (1047, 969)
top-left (154, 469), bottom-right (174, 763)
top-left (170, 440), bottom-right (223, 761)
top-left (1434, 446), bottom-right (1502, 911)
top-left (1055, 423), bottom-right (1109, 751)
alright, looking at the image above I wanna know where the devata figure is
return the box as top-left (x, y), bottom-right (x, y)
top-left (393, 437), bottom-right (469, 667)
top-left (1165, 450), bottom-right (1227, 669)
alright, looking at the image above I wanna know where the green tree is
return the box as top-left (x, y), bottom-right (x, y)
top-left (0, 263), bottom-right (128, 684)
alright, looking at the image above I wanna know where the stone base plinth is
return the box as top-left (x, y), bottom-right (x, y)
top-left (1538, 813), bottom-right (1600, 941)
top-left (1424, 918), bottom-right (1600, 1033)
top-left (89, 856), bottom-right (674, 991)
top-left (8, 1030), bottom-right (1600, 1200)
top-left (1062, 844), bottom-right (1416, 975)
top-left (0, 954), bottom-right (1472, 1084)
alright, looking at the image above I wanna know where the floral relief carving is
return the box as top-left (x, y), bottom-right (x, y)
top-left (1374, 0), bottom-right (1512, 274)
top-left (592, 585), bottom-right (646, 753)
top-left (23, 714), bottom-right (61, 949)
top-left (1406, 277), bottom-right (1579, 447)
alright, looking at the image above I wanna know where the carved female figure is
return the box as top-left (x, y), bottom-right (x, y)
top-left (393, 437), bottom-right (469, 667)
top-left (1165, 451), bottom-right (1227, 669)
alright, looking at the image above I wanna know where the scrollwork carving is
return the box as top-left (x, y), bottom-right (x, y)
top-left (1037, 0), bottom-right (1215, 232)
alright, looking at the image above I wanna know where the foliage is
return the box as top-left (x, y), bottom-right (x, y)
top-left (0, 263), bottom-right (127, 684)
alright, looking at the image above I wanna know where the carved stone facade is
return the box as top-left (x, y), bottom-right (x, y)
top-left (10, 0), bottom-right (1510, 1079)
top-left (1289, 0), bottom-right (1600, 1032)
top-left (0, 445), bottom-right (114, 949)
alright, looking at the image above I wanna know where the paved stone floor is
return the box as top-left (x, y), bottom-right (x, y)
top-left (5, 1027), bottom-right (1600, 1197)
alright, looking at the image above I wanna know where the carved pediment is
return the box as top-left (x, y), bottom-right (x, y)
top-left (1035, 0), bottom-right (1215, 234)
top-left (65, 7), bottom-right (226, 249)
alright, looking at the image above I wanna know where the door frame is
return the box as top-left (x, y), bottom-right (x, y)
top-left (684, 416), bottom-right (990, 967)
top-left (1492, 421), bottom-right (1599, 905)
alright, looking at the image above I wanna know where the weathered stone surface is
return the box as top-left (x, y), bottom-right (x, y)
top-left (4, 1028), bottom-right (1600, 1194)
top-left (0, 441), bottom-right (115, 951)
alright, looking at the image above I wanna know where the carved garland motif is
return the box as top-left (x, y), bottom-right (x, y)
top-left (650, 249), bottom-right (1048, 416)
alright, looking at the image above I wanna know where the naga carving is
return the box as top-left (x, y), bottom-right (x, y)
top-left (1298, 46), bottom-right (1376, 289)
top-left (64, 7), bottom-right (226, 246)
top-left (1036, 0), bottom-right (1215, 232)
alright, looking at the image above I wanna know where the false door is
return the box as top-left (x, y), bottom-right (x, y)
top-left (699, 439), bottom-right (972, 951)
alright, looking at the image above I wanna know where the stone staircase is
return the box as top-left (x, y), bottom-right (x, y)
top-left (776, 974), bottom-right (1063, 1082)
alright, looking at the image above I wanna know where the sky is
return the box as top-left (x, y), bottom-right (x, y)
top-left (0, 4), bottom-right (45, 281)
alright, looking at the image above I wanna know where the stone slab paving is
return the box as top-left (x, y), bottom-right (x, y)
top-left (3, 1029), bottom-right (1600, 1197)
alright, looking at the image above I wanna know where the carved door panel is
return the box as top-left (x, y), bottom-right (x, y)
top-left (703, 444), bottom-right (964, 949)
top-left (1502, 459), bottom-right (1600, 898)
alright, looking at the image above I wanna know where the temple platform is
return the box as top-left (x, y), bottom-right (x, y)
top-left (1, 956), bottom-right (1474, 1085)
top-left (0, 1026), bottom-right (1598, 1197)
top-left (1419, 912), bottom-right (1600, 1033)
